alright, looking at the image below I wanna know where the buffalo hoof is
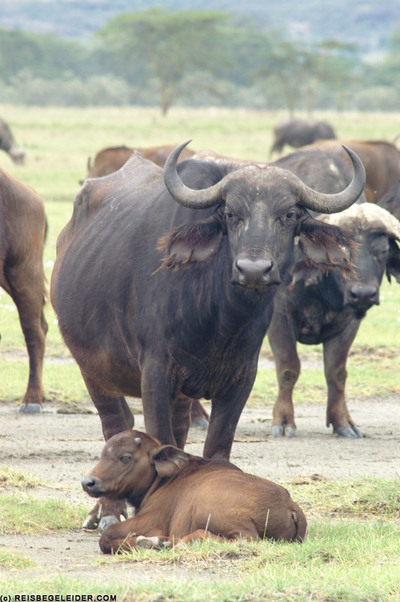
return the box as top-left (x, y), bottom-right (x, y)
top-left (98, 515), bottom-right (120, 531)
top-left (334, 425), bottom-right (363, 438)
top-left (271, 425), bottom-right (297, 437)
top-left (18, 403), bottom-right (42, 414)
top-left (286, 425), bottom-right (297, 438)
top-left (136, 536), bottom-right (171, 550)
top-left (191, 417), bottom-right (209, 429)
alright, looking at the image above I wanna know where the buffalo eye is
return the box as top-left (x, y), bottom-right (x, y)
top-left (225, 211), bottom-right (241, 226)
top-left (285, 210), bottom-right (297, 221)
top-left (120, 455), bottom-right (132, 464)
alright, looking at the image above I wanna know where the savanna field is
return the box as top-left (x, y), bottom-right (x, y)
top-left (0, 105), bottom-right (400, 601)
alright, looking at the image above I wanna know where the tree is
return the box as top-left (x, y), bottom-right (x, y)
top-left (258, 38), bottom-right (312, 116)
top-left (98, 8), bottom-right (231, 115)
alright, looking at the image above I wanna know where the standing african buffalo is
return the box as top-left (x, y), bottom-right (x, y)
top-left (82, 429), bottom-right (307, 553)
top-left (0, 169), bottom-right (48, 410)
top-left (270, 119), bottom-right (336, 155)
top-left (0, 118), bottom-right (26, 164)
top-left (51, 141), bottom-right (364, 466)
top-left (85, 144), bottom-right (195, 179)
top-left (268, 204), bottom-right (400, 438)
top-left (304, 139), bottom-right (400, 203)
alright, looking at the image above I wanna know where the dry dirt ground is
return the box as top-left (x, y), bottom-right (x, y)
top-left (1, 393), bottom-right (399, 587)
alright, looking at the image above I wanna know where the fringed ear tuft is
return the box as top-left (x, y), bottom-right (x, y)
top-left (155, 217), bottom-right (223, 272)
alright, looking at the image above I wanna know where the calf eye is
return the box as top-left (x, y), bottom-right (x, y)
top-left (120, 455), bottom-right (132, 464)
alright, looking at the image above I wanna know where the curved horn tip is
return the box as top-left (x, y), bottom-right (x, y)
top-left (341, 145), bottom-right (366, 178)
top-left (164, 139), bottom-right (192, 169)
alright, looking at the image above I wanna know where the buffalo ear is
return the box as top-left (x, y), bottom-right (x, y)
top-left (386, 239), bottom-right (400, 283)
top-left (151, 445), bottom-right (191, 478)
top-left (298, 224), bottom-right (355, 275)
top-left (157, 217), bottom-right (223, 271)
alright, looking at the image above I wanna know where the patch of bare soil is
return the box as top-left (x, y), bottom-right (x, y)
top-left (0, 394), bottom-right (399, 587)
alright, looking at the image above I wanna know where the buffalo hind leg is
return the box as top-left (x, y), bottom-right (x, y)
top-left (323, 322), bottom-right (362, 438)
top-left (8, 270), bottom-right (48, 411)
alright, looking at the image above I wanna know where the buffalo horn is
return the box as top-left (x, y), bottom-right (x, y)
top-left (164, 140), bottom-right (226, 208)
top-left (165, 142), bottom-right (365, 215)
top-left (295, 146), bottom-right (366, 214)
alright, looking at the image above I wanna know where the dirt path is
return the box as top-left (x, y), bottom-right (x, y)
top-left (1, 395), bottom-right (399, 583)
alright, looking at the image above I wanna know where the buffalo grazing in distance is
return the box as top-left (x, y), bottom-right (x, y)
top-left (82, 429), bottom-right (307, 553)
top-left (270, 118), bottom-right (337, 155)
top-left (0, 168), bottom-right (48, 410)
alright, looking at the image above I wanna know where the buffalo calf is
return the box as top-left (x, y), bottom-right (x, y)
top-left (82, 430), bottom-right (307, 553)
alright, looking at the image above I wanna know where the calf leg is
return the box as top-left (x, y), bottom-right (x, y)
top-left (99, 519), bottom-right (167, 554)
top-left (268, 320), bottom-right (300, 437)
top-left (323, 321), bottom-right (362, 438)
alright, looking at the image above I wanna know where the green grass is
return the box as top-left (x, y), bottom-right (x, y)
top-left (1, 521), bottom-right (399, 600)
top-left (0, 493), bottom-right (89, 535)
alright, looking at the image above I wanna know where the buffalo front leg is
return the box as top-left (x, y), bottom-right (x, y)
top-left (141, 363), bottom-right (177, 446)
top-left (323, 321), bottom-right (363, 438)
top-left (268, 317), bottom-right (300, 437)
top-left (203, 361), bottom-right (257, 459)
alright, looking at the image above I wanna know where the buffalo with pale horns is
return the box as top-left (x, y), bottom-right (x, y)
top-left (51, 141), bottom-right (365, 466)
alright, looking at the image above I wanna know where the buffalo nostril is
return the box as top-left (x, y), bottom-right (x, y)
top-left (349, 284), bottom-right (378, 306)
top-left (81, 476), bottom-right (98, 492)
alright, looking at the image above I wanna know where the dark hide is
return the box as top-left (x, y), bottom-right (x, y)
top-left (378, 181), bottom-right (400, 221)
top-left (82, 430), bottom-right (307, 552)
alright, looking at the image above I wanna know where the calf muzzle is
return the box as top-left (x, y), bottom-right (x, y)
top-left (81, 475), bottom-right (106, 497)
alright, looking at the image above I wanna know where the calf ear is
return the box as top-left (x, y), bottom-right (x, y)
top-left (151, 445), bottom-right (191, 478)
top-left (298, 223), bottom-right (355, 275)
top-left (156, 216), bottom-right (223, 271)
top-left (386, 240), bottom-right (400, 283)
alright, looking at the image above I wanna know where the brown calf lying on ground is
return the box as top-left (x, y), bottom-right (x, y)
top-left (82, 430), bottom-right (307, 554)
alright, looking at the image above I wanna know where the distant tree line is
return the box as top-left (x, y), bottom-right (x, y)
top-left (0, 8), bottom-right (399, 114)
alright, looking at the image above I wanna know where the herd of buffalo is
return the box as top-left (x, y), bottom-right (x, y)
top-left (1, 116), bottom-right (400, 551)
